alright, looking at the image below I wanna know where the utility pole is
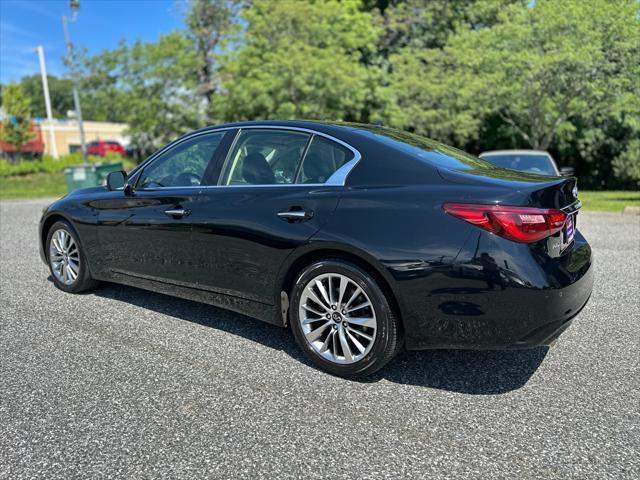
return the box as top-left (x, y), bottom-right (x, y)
top-left (35, 46), bottom-right (59, 159)
top-left (62, 0), bottom-right (87, 165)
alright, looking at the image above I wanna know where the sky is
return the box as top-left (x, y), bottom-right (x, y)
top-left (0, 0), bottom-right (185, 84)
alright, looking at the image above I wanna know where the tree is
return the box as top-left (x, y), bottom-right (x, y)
top-left (0, 83), bottom-right (35, 161)
top-left (185, 0), bottom-right (242, 122)
top-left (381, 0), bottom-right (640, 186)
top-left (76, 33), bottom-right (201, 155)
top-left (368, 0), bottom-right (526, 55)
top-left (19, 74), bottom-right (74, 119)
top-left (123, 33), bottom-right (201, 154)
top-left (214, 0), bottom-right (379, 122)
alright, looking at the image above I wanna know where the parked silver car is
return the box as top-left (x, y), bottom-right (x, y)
top-left (479, 150), bottom-right (574, 176)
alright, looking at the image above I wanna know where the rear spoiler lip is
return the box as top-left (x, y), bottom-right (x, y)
top-left (561, 199), bottom-right (582, 214)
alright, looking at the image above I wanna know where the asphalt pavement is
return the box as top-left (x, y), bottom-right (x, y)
top-left (0, 198), bottom-right (638, 479)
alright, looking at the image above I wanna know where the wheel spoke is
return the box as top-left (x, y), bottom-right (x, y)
top-left (346, 316), bottom-right (376, 328)
top-left (52, 238), bottom-right (63, 254)
top-left (302, 317), bottom-right (324, 325)
top-left (319, 330), bottom-right (334, 353)
top-left (67, 260), bottom-right (79, 279)
top-left (307, 289), bottom-right (330, 312)
top-left (315, 279), bottom-right (331, 307)
top-left (338, 327), bottom-right (353, 362)
top-left (337, 276), bottom-right (347, 307)
top-left (348, 327), bottom-right (373, 342)
top-left (346, 301), bottom-right (370, 314)
top-left (306, 321), bottom-right (331, 343)
top-left (344, 286), bottom-right (362, 310)
top-left (346, 329), bottom-right (366, 354)
top-left (302, 304), bottom-right (325, 317)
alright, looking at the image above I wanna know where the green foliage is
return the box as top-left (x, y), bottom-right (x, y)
top-left (613, 140), bottom-right (640, 186)
top-left (18, 75), bottom-right (74, 118)
top-left (0, 83), bottom-right (35, 157)
top-left (372, 0), bottom-right (526, 54)
top-left (0, 153), bottom-right (130, 178)
top-left (213, 0), bottom-right (379, 122)
top-left (77, 33), bottom-right (201, 156)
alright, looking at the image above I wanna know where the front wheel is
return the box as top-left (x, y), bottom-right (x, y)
top-left (46, 220), bottom-right (98, 293)
top-left (290, 259), bottom-right (402, 378)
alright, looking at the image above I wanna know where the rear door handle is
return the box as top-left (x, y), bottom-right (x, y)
top-left (277, 208), bottom-right (313, 222)
top-left (164, 208), bottom-right (190, 218)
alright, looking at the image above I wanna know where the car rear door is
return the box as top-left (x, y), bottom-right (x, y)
top-left (94, 130), bottom-right (229, 286)
top-left (190, 128), bottom-right (357, 305)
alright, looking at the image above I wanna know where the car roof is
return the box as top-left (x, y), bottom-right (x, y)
top-left (479, 150), bottom-right (551, 157)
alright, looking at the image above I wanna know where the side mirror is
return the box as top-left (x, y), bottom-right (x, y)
top-left (560, 167), bottom-right (575, 177)
top-left (107, 170), bottom-right (128, 191)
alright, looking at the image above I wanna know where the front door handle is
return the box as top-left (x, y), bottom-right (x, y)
top-left (277, 208), bottom-right (313, 222)
top-left (164, 208), bottom-right (190, 218)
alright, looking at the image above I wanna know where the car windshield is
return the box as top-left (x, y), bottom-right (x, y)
top-left (481, 154), bottom-right (557, 175)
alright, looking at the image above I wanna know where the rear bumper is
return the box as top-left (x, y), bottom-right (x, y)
top-left (398, 229), bottom-right (594, 350)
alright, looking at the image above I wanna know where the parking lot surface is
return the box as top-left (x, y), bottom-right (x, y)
top-left (1, 198), bottom-right (638, 479)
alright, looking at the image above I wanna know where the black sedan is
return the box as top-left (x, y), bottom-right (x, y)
top-left (39, 121), bottom-right (594, 378)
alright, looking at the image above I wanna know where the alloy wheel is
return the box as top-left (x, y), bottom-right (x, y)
top-left (49, 229), bottom-right (80, 286)
top-left (298, 273), bottom-right (377, 364)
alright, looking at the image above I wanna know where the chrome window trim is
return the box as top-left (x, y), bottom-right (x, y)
top-left (130, 124), bottom-right (361, 191)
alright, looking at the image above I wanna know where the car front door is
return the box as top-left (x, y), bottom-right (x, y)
top-left (190, 128), bottom-right (357, 305)
top-left (93, 130), bottom-right (228, 286)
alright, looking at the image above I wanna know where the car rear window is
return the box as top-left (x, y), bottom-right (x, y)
top-left (350, 124), bottom-right (492, 171)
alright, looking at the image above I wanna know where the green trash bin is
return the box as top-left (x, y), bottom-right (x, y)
top-left (64, 162), bottom-right (123, 193)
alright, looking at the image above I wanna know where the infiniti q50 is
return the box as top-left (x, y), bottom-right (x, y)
top-left (39, 121), bottom-right (593, 378)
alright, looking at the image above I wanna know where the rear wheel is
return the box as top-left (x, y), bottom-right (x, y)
top-left (46, 221), bottom-right (98, 293)
top-left (290, 259), bottom-right (402, 378)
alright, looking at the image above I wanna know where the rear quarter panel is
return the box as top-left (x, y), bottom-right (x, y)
top-left (309, 184), bottom-right (474, 346)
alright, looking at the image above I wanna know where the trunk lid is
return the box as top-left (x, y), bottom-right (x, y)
top-left (437, 165), bottom-right (579, 210)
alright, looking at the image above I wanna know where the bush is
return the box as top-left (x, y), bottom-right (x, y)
top-left (0, 153), bottom-right (132, 178)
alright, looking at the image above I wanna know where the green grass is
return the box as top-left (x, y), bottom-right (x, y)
top-left (0, 171), bottom-right (67, 199)
top-left (0, 155), bottom-right (136, 200)
top-left (578, 190), bottom-right (640, 213)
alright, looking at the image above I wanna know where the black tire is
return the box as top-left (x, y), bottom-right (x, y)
top-left (46, 220), bottom-right (98, 293)
top-left (289, 259), bottom-right (402, 378)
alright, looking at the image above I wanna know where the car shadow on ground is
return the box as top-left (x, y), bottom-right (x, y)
top-left (83, 280), bottom-right (548, 395)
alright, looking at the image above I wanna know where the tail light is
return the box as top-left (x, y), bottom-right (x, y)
top-left (443, 203), bottom-right (567, 243)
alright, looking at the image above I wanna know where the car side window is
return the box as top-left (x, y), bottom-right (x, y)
top-left (296, 136), bottom-right (354, 184)
top-left (138, 132), bottom-right (224, 189)
top-left (220, 130), bottom-right (310, 185)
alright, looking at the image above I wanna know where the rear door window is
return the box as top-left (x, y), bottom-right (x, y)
top-left (220, 129), bottom-right (310, 185)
